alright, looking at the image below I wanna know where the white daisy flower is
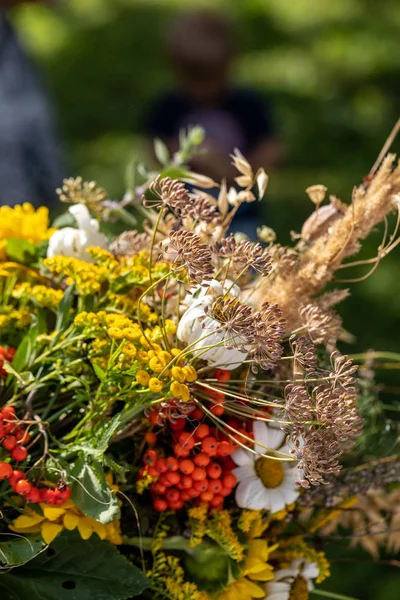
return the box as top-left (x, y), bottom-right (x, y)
top-left (47, 204), bottom-right (108, 261)
top-left (177, 280), bottom-right (246, 370)
top-left (266, 558), bottom-right (319, 600)
top-left (232, 421), bottom-right (300, 512)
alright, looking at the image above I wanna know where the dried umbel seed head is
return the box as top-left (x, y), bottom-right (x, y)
top-left (209, 296), bottom-right (255, 346)
top-left (186, 195), bottom-right (219, 223)
top-left (215, 235), bottom-right (272, 276)
top-left (305, 184), bottom-right (327, 207)
top-left (299, 303), bottom-right (342, 346)
top-left (110, 230), bottom-right (150, 257)
top-left (249, 301), bottom-right (286, 371)
top-left (161, 230), bottom-right (214, 284)
top-left (290, 336), bottom-right (318, 373)
top-left (57, 177), bottom-right (108, 212)
top-left (144, 176), bottom-right (190, 211)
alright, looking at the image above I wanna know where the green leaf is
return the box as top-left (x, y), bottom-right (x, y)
top-left (95, 414), bottom-right (122, 456)
top-left (159, 166), bottom-right (189, 180)
top-left (69, 456), bottom-right (120, 524)
top-left (55, 284), bottom-right (75, 332)
top-left (11, 331), bottom-right (32, 373)
top-left (0, 536), bottom-right (44, 567)
top-left (154, 137), bottom-right (170, 166)
top-left (91, 362), bottom-right (105, 382)
top-left (6, 238), bottom-right (38, 265)
top-left (0, 531), bottom-right (149, 600)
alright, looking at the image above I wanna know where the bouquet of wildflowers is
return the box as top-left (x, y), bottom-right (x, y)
top-left (0, 128), bottom-right (399, 600)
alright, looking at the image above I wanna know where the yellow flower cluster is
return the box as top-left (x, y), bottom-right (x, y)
top-left (206, 510), bottom-right (244, 562)
top-left (188, 503), bottom-right (208, 547)
top-left (12, 283), bottom-right (64, 311)
top-left (277, 540), bottom-right (330, 584)
top-left (151, 551), bottom-right (208, 600)
top-left (44, 256), bottom-right (107, 295)
top-left (239, 510), bottom-right (269, 539)
top-left (10, 500), bottom-right (122, 546)
top-left (0, 307), bottom-right (31, 329)
top-left (0, 203), bottom-right (54, 259)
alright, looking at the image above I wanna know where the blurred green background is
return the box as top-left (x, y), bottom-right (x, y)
top-left (10, 1), bottom-right (400, 597)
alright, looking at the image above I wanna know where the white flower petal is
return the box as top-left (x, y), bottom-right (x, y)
top-left (303, 562), bottom-right (319, 580)
top-left (253, 421), bottom-right (271, 454)
top-left (232, 464), bottom-right (255, 481)
top-left (266, 488), bottom-right (286, 514)
top-left (235, 476), bottom-right (270, 510)
top-left (231, 448), bottom-right (254, 467)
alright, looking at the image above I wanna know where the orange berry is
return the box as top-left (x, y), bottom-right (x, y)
top-left (0, 462), bottom-right (12, 479)
top-left (217, 441), bottom-right (233, 457)
top-left (200, 491), bottom-right (214, 502)
top-left (222, 473), bottom-right (237, 489)
top-left (187, 487), bottom-right (200, 498)
top-left (192, 467), bottom-right (207, 481)
top-left (144, 449), bottom-right (158, 466)
top-left (3, 435), bottom-right (17, 451)
top-left (210, 404), bottom-right (224, 417)
top-left (165, 487), bottom-right (180, 502)
top-left (179, 459), bottom-right (195, 475)
top-left (181, 476), bottom-right (193, 489)
top-left (26, 487), bottom-right (41, 503)
top-left (166, 471), bottom-right (180, 486)
top-left (15, 429), bottom-right (31, 445)
top-left (220, 486), bottom-right (233, 497)
top-left (215, 369), bottom-right (230, 381)
top-left (210, 494), bottom-right (224, 508)
top-left (155, 458), bottom-right (168, 473)
top-left (207, 463), bottom-right (222, 479)
top-left (208, 479), bottom-right (222, 494)
top-left (194, 452), bottom-right (210, 467)
top-left (15, 479), bottom-right (32, 496)
top-left (178, 432), bottom-right (195, 450)
top-left (168, 500), bottom-right (184, 510)
top-left (154, 497), bottom-right (168, 512)
top-left (191, 408), bottom-right (205, 420)
top-left (1, 406), bottom-right (16, 420)
top-left (40, 488), bottom-right (56, 504)
top-left (194, 479), bottom-right (208, 493)
top-left (151, 482), bottom-right (166, 495)
top-left (166, 457), bottom-right (179, 471)
top-left (173, 443), bottom-right (190, 458)
top-left (170, 419), bottom-right (186, 431)
top-left (11, 446), bottom-right (27, 462)
top-left (145, 432), bottom-right (157, 445)
top-left (180, 491), bottom-right (191, 502)
top-left (158, 473), bottom-right (173, 487)
top-left (194, 424), bottom-right (209, 440)
top-left (147, 466), bottom-right (159, 478)
top-left (202, 437), bottom-right (218, 456)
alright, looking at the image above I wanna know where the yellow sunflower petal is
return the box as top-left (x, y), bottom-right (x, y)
top-left (91, 520), bottom-right (107, 540)
top-left (12, 514), bottom-right (45, 529)
top-left (77, 517), bottom-right (94, 540)
top-left (41, 522), bottom-right (63, 544)
top-left (42, 507), bottom-right (66, 521)
top-left (63, 511), bottom-right (80, 530)
top-left (242, 579), bottom-right (266, 598)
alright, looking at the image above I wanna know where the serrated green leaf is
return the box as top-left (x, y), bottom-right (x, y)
top-left (55, 285), bottom-right (75, 332)
top-left (6, 238), bottom-right (38, 265)
top-left (95, 414), bottom-right (122, 456)
top-left (92, 362), bottom-right (105, 382)
top-left (69, 456), bottom-right (120, 524)
top-left (0, 536), bottom-right (44, 567)
top-left (0, 531), bottom-right (149, 600)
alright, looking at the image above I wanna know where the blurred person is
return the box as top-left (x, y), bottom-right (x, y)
top-left (145, 10), bottom-right (283, 237)
top-left (0, 1), bottom-right (63, 207)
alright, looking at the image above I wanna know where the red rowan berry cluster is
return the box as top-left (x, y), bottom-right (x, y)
top-left (0, 346), bottom-right (16, 376)
top-left (0, 405), bottom-right (71, 505)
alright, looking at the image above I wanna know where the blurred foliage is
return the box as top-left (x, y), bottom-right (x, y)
top-left (9, 2), bottom-right (400, 595)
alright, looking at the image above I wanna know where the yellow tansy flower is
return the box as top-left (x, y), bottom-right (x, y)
top-left (148, 377), bottom-right (163, 393)
top-left (136, 370), bottom-right (150, 386)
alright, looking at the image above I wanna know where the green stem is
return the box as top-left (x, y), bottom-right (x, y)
top-left (310, 590), bottom-right (360, 600)
top-left (123, 535), bottom-right (193, 553)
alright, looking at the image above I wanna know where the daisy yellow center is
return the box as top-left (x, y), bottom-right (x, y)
top-left (254, 457), bottom-right (285, 488)
top-left (289, 576), bottom-right (309, 600)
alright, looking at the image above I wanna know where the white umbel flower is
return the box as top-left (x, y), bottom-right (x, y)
top-left (177, 280), bottom-right (246, 369)
top-left (47, 204), bottom-right (107, 260)
top-left (232, 421), bottom-right (300, 512)
top-left (266, 558), bottom-right (319, 600)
